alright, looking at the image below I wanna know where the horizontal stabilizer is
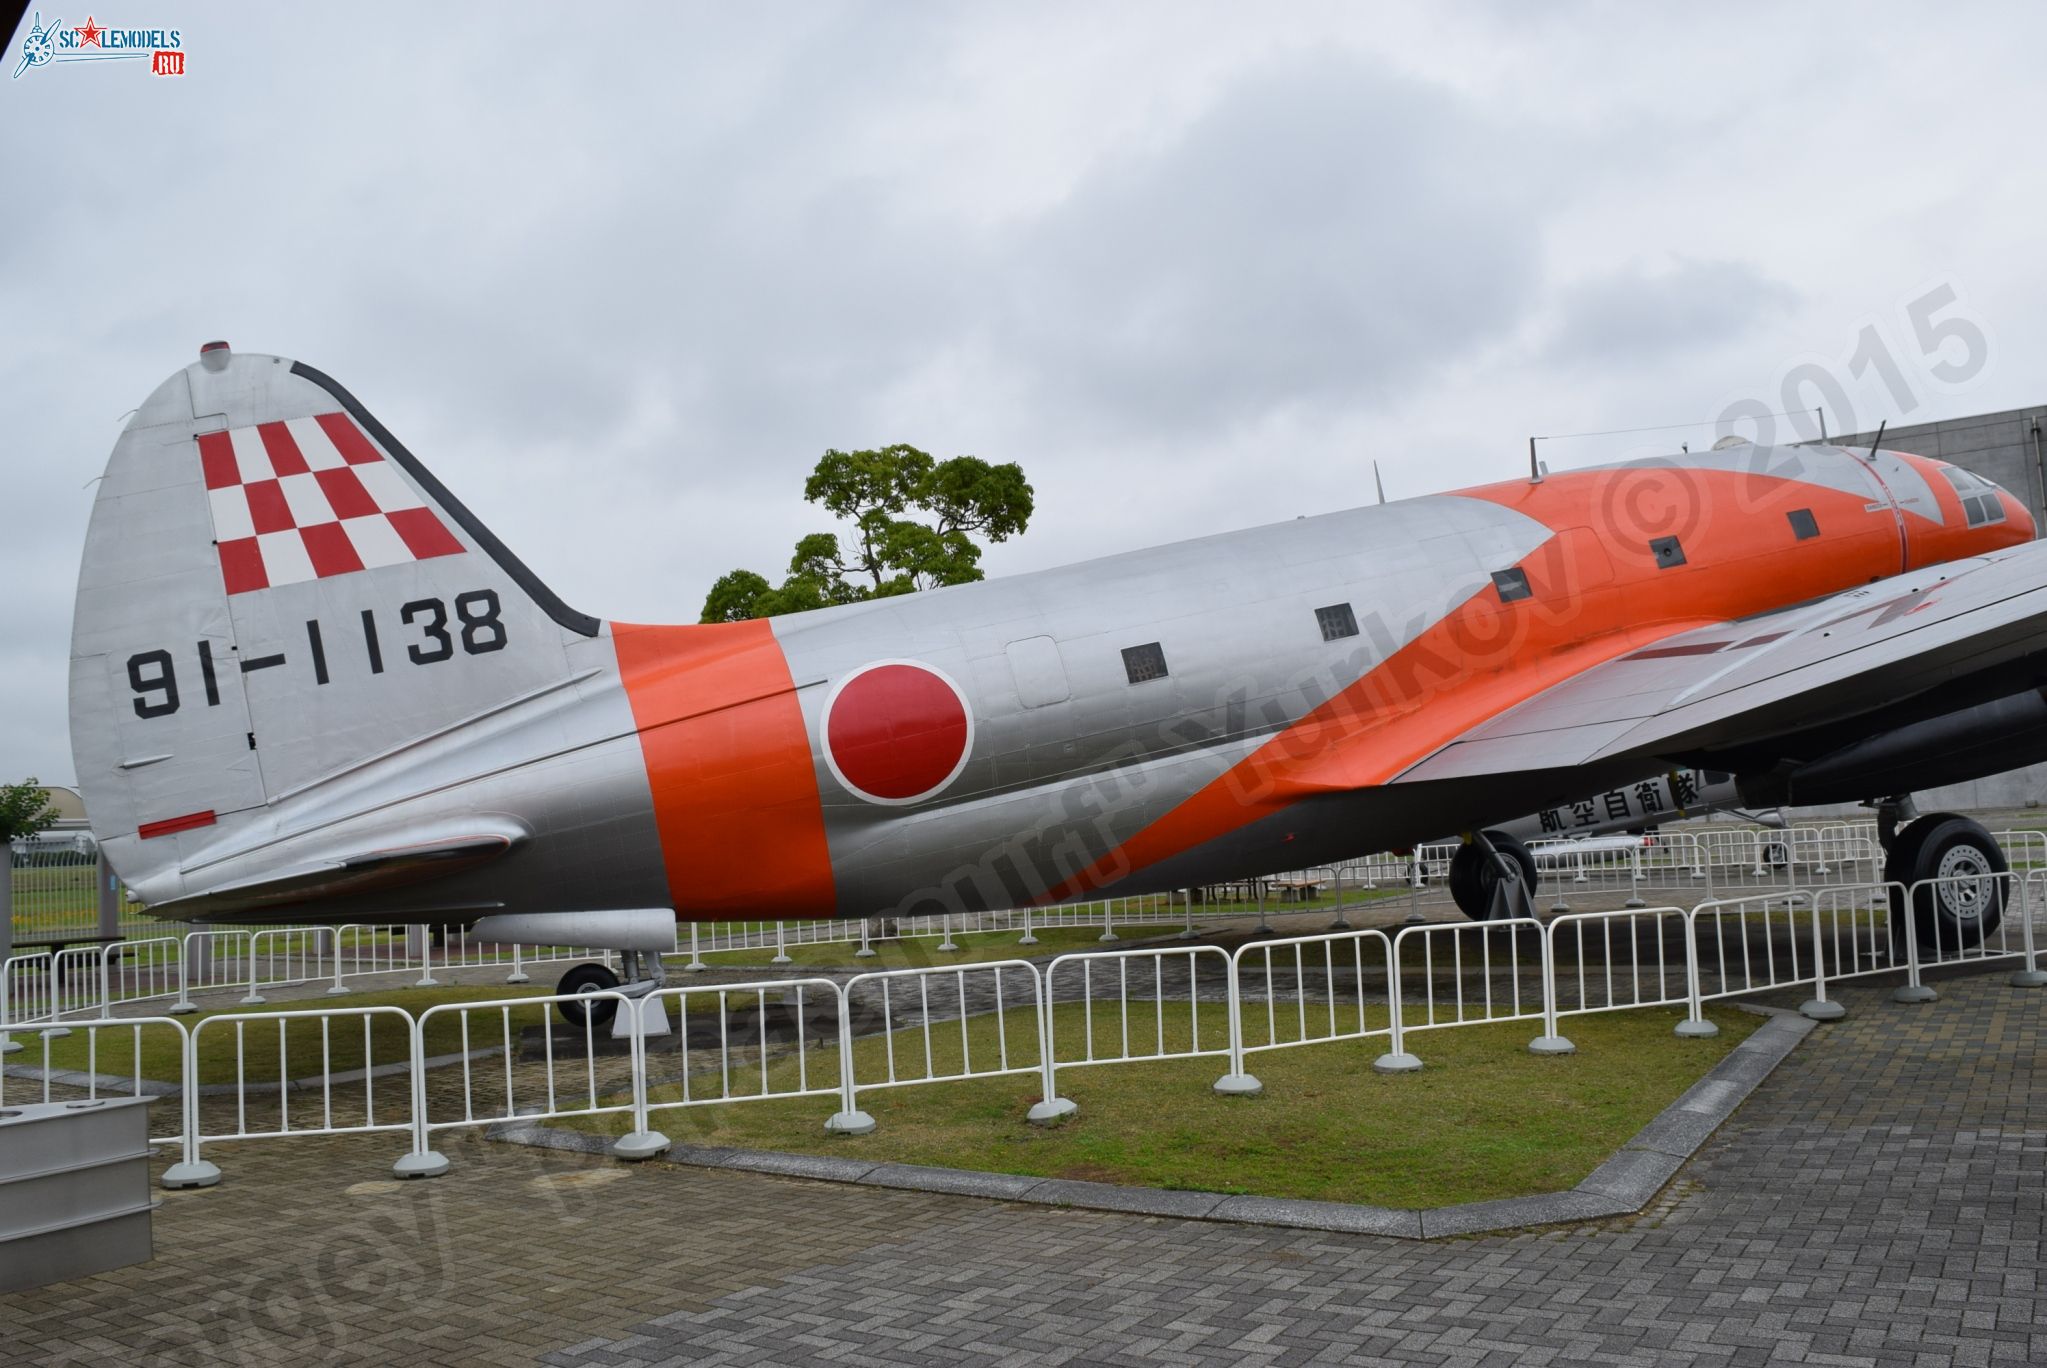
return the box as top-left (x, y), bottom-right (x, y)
top-left (146, 831), bottom-right (518, 922)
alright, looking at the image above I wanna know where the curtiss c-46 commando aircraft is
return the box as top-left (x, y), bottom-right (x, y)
top-left (70, 345), bottom-right (2047, 1023)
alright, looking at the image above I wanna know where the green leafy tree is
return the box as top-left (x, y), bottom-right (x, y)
top-left (702, 443), bottom-right (1034, 622)
top-left (0, 779), bottom-right (60, 843)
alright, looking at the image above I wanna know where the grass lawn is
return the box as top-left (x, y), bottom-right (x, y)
top-left (10, 862), bottom-right (101, 935)
top-left (685, 924), bottom-right (1160, 971)
top-left (10, 984), bottom-right (549, 1086)
top-left (682, 892), bottom-right (1418, 972)
top-left (569, 999), bottom-right (1761, 1209)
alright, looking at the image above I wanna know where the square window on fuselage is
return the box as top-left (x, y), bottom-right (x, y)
top-left (1315, 603), bottom-right (1359, 641)
top-left (1122, 641), bottom-right (1169, 684)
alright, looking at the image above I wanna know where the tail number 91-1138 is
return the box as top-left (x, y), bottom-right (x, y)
top-left (124, 589), bottom-right (506, 719)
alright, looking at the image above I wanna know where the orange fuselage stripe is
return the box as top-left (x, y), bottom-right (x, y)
top-left (1041, 461), bottom-right (2022, 902)
top-left (611, 620), bottom-right (837, 918)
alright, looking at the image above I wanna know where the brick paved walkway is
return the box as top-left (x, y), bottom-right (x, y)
top-left (3, 969), bottom-right (2041, 1366)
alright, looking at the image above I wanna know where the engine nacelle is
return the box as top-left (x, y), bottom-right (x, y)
top-left (1766, 685), bottom-right (2047, 807)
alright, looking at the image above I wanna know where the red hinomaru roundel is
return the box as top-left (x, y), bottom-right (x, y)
top-left (822, 660), bottom-right (974, 805)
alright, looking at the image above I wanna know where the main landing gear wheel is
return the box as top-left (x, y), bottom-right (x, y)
top-left (1449, 831), bottom-right (1537, 921)
top-left (556, 962), bottom-right (621, 1029)
top-left (1885, 813), bottom-right (2007, 951)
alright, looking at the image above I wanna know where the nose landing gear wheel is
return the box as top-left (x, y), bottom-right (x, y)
top-left (556, 962), bottom-right (621, 1029)
top-left (1885, 813), bottom-right (2007, 951)
top-left (1449, 831), bottom-right (1538, 921)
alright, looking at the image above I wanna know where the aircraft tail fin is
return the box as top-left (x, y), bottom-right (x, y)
top-left (68, 345), bottom-right (601, 907)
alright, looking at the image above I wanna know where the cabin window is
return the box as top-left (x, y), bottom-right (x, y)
top-left (1121, 641), bottom-right (1169, 684)
top-left (1939, 466), bottom-right (2006, 527)
top-left (1491, 568), bottom-right (1532, 602)
top-left (1787, 508), bottom-right (1819, 540)
top-left (1315, 603), bottom-right (1359, 641)
top-left (1650, 535), bottom-right (1687, 568)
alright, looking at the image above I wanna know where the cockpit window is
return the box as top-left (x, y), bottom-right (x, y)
top-left (1939, 466), bottom-right (2006, 528)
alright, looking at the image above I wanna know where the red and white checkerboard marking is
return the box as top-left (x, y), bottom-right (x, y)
top-left (196, 413), bottom-right (465, 595)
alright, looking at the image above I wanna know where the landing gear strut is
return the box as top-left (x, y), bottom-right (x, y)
top-left (1877, 799), bottom-right (2007, 950)
top-left (1449, 830), bottom-right (1538, 921)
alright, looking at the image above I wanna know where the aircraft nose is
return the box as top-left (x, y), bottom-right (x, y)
top-left (2000, 486), bottom-right (2037, 540)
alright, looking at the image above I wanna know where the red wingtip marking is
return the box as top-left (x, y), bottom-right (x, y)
top-left (140, 810), bottom-right (217, 840)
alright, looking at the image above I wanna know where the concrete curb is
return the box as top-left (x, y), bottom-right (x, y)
top-left (495, 1011), bottom-right (1816, 1240)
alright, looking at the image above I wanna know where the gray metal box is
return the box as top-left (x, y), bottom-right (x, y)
top-left (0, 1096), bottom-right (158, 1293)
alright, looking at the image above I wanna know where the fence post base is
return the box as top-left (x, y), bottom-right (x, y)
top-left (1025, 1097), bottom-right (1077, 1125)
top-left (160, 1159), bottom-right (222, 1190)
top-left (238, 993), bottom-right (265, 1006)
top-left (612, 1130), bottom-right (671, 1161)
top-left (1528, 1034), bottom-right (1575, 1055)
top-left (2009, 968), bottom-right (2047, 987)
top-left (0, 1036), bottom-right (18, 1055)
top-left (825, 1109), bottom-right (877, 1135)
top-left (1213, 1071), bottom-right (1264, 1095)
top-left (505, 969), bottom-right (531, 985)
top-left (323, 984), bottom-right (352, 997)
top-left (1674, 1017), bottom-right (1719, 1038)
top-left (1370, 1052), bottom-right (1421, 1074)
top-left (1892, 983), bottom-right (1938, 1004)
top-left (1799, 998), bottom-right (1846, 1021)
top-left (393, 1150), bottom-right (450, 1179)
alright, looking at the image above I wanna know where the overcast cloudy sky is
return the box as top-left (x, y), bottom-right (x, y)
top-left (5, 3), bottom-right (2046, 787)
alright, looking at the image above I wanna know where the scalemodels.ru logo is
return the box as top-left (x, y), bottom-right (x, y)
top-left (14, 13), bottom-right (186, 80)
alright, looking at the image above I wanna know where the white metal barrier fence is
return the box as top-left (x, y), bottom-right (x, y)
top-left (0, 924), bottom-right (621, 1026)
top-left (5, 871), bottom-right (2041, 1191)
top-left (1041, 944), bottom-right (1234, 1112)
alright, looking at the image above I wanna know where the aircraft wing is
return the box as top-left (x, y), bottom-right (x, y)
top-left (1397, 540), bottom-right (2047, 784)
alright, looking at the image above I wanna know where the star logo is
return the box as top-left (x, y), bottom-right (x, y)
top-left (75, 15), bottom-right (102, 47)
